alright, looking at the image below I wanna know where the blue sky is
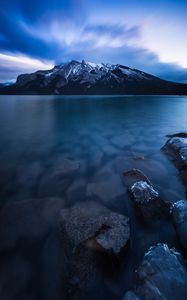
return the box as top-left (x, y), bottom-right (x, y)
top-left (0, 0), bottom-right (187, 82)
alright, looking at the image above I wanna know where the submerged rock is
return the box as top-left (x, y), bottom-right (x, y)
top-left (87, 174), bottom-right (125, 203)
top-left (123, 243), bottom-right (187, 300)
top-left (171, 200), bottom-right (187, 249)
top-left (38, 158), bottom-right (80, 197)
top-left (0, 197), bottom-right (65, 251)
top-left (59, 201), bottom-right (130, 294)
top-left (123, 169), bottom-right (167, 219)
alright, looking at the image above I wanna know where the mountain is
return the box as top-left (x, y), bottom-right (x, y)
top-left (1, 60), bottom-right (187, 95)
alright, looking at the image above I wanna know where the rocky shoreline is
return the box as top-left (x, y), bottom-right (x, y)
top-left (0, 132), bottom-right (187, 300)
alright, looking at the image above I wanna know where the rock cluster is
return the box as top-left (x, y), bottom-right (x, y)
top-left (123, 243), bottom-right (187, 300)
top-left (1, 132), bottom-right (187, 300)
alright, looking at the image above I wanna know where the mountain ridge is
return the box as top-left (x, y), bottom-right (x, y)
top-left (1, 60), bottom-right (187, 95)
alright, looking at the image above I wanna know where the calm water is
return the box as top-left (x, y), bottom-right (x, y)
top-left (0, 95), bottom-right (187, 299)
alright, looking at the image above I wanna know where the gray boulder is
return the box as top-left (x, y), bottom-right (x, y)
top-left (123, 169), bottom-right (167, 219)
top-left (171, 200), bottom-right (187, 249)
top-left (123, 243), bottom-right (187, 300)
top-left (59, 201), bottom-right (130, 294)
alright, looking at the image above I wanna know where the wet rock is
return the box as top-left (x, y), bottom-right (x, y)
top-left (123, 169), bottom-right (167, 219)
top-left (162, 137), bottom-right (187, 170)
top-left (59, 201), bottom-right (130, 293)
top-left (162, 137), bottom-right (187, 195)
top-left (166, 132), bottom-right (187, 138)
top-left (124, 243), bottom-right (187, 300)
top-left (171, 200), bottom-right (187, 249)
top-left (123, 169), bottom-right (151, 189)
top-left (0, 197), bottom-right (65, 251)
top-left (179, 169), bottom-right (187, 192)
top-left (123, 291), bottom-right (141, 300)
top-left (38, 158), bottom-right (80, 197)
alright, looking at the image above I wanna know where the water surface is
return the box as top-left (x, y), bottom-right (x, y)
top-left (0, 95), bottom-right (187, 299)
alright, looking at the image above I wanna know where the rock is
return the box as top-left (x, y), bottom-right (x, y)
top-left (87, 174), bottom-right (125, 203)
top-left (102, 144), bottom-right (120, 156)
top-left (14, 161), bottom-right (43, 199)
top-left (66, 178), bottom-right (87, 204)
top-left (38, 158), bottom-right (80, 197)
top-left (88, 150), bottom-right (103, 170)
top-left (162, 137), bottom-right (187, 195)
top-left (179, 169), bottom-right (187, 192)
top-left (162, 137), bottom-right (187, 169)
top-left (124, 243), bottom-right (187, 300)
top-left (131, 181), bottom-right (159, 204)
top-left (49, 157), bottom-right (80, 176)
top-left (123, 169), bottom-right (151, 189)
top-left (171, 200), bottom-right (187, 249)
top-left (0, 197), bottom-right (65, 251)
top-left (166, 132), bottom-right (187, 138)
top-left (123, 169), bottom-right (167, 219)
top-left (111, 134), bottom-right (135, 149)
top-left (60, 201), bottom-right (130, 256)
top-left (123, 291), bottom-right (141, 300)
top-left (59, 201), bottom-right (130, 292)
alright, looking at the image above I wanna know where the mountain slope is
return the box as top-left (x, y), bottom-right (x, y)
top-left (1, 60), bottom-right (187, 95)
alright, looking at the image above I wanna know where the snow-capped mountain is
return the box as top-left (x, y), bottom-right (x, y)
top-left (1, 60), bottom-right (187, 95)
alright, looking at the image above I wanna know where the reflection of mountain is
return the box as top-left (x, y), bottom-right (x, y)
top-left (1, 60), bottom-right (187, 95)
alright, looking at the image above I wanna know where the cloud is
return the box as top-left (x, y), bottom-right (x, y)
top-left (0, 53), bottom-right (53, 82)
top-left (0, 0), bottom-right (187, 83)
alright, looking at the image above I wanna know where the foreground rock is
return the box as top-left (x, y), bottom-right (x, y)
top-left (123, 169), bottom-right (167, 219)
top-left (0, 197), bottom-right (65, 251)
top-left (123, 243), bottom-right (187, 300)
top-left (171, 200), bottom-right (187, 249)
top-left (59, 201), bottom-right (130, 297)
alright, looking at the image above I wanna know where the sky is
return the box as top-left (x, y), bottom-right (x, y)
top-left (0, 0), bottom-right (187, 83)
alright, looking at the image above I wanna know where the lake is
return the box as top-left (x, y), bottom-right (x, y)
top-left (0, 95), bottom-right (187, 299)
